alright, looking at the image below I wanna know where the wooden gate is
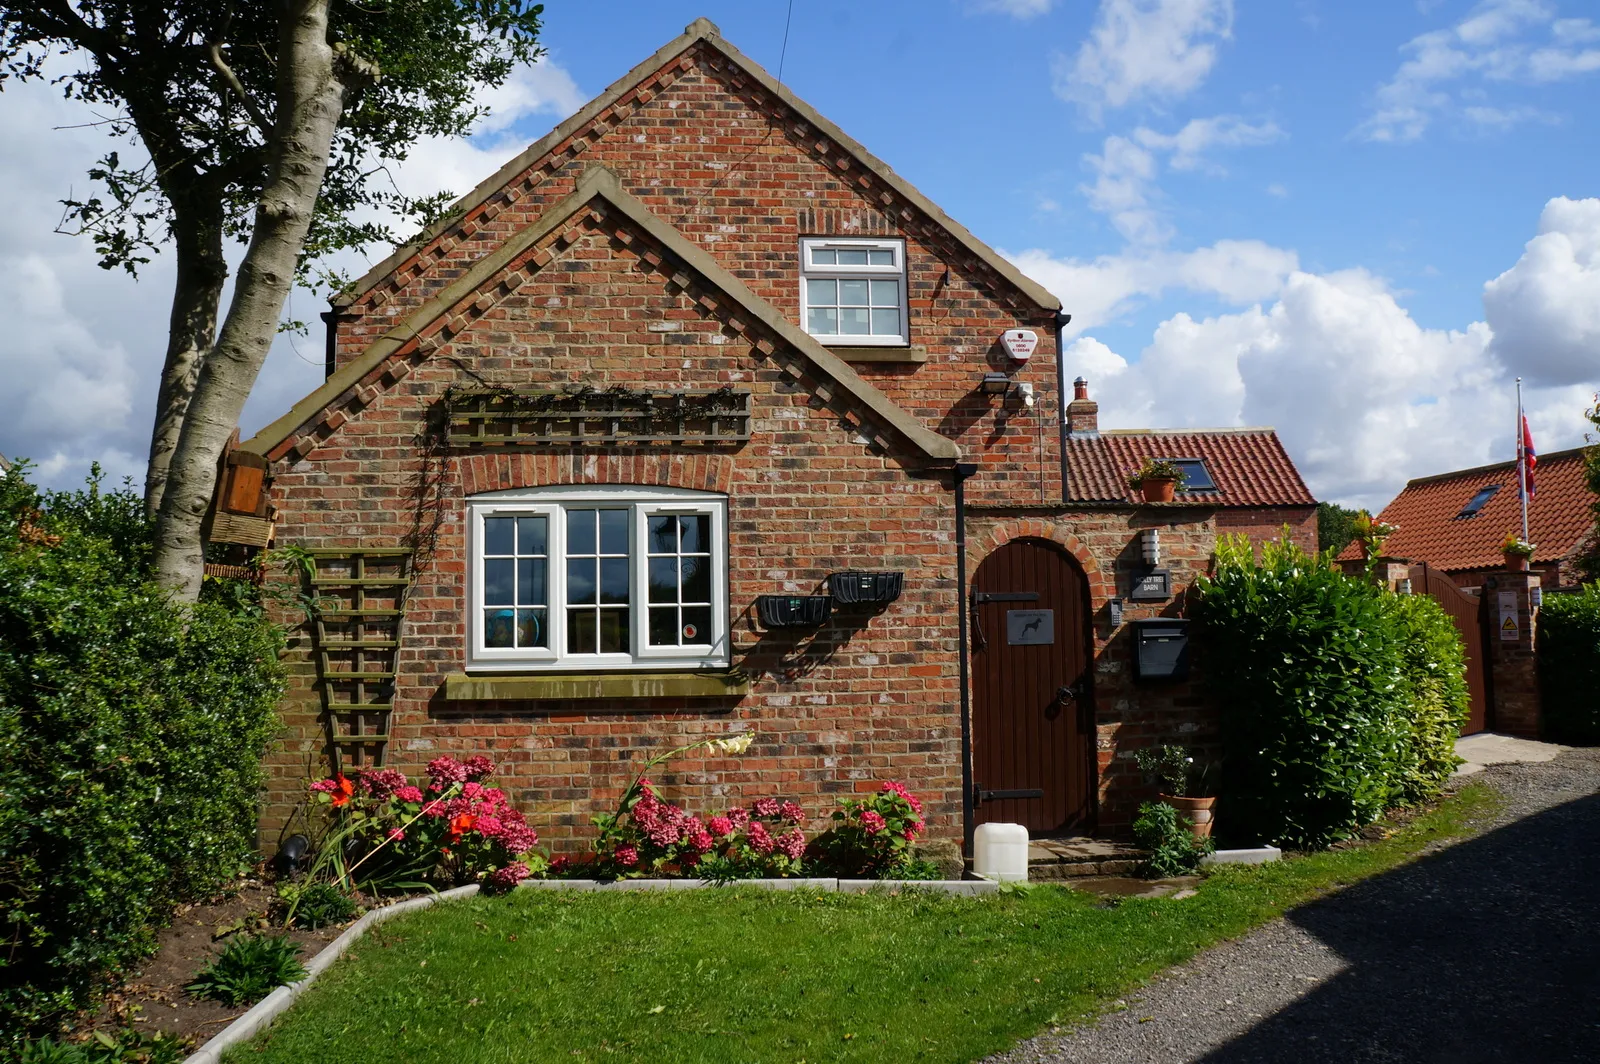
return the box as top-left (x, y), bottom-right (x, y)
top-left (971, 538), bottom-right (1094, 834)
top-left (1409, 562), bottom-right (1491, 735)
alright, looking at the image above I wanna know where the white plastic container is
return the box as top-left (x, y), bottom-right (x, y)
top-left (973, 822), bottom-right (1029, 882)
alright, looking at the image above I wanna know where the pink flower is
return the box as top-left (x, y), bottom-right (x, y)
top-left (427, 757), bottom-right (468, 787)
top-left (726, 807), bottom-right (751, 829)
top-left (707, 816), bottom-right (734, 838)
top-left (753, 797), bottom-right (780, 818)
top-left (462, 755), bottom-right (495, 781)
top-left (779, 801), bottom-right (805, 824)
top-left (615, 845), bottom-right (639, 868)
top-left (475, 815), bottom-right (503, 836)
top-left (690, 829), bottom-right (714, 853)
top-left (859, 810), bottom-right (887, 833)
top-left (776, 828), bottom-right (806, 861)
top-left (387, 828), bottom-right (406, 842)
top-left (881, 781), bottom-right (924, 815)
top-left (309, 777), bottom-right (339, 795)
top-left (394, 785), bottom-right (424, 804)
top-left (486, 863), bottom-right (529, 892)
top-left (549, 855), bottom-right (571, 874)
top-left (462, 781), bottom-right (484, 800)
top-left (358, 767), bottom-right (409, 800)
top-left (747, 821), bottom-right (775, 854)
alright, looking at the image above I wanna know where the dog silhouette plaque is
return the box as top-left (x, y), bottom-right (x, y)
top-left (1006, 609), bottom-right (1054, 645)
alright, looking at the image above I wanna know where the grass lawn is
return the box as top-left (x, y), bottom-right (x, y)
top-left (228, 783), bottom-right (1498, 1064)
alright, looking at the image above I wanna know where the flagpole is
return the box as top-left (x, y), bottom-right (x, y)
top-left (1517, 376), bottom-right (1529, 543)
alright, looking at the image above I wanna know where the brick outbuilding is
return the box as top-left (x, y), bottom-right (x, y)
top-left (227, 19), bottom-right (1317, 851)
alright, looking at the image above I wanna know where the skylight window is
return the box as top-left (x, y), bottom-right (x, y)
top-left (1455, 484), bottom-right (1500, 519)
top-left (1166, 458), bottom-right (1217, 492)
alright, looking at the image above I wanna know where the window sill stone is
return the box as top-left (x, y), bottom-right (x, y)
top-left (443, 669), bottom-right (750, 702)
top-left (826, 344), bottom-right (928, 363)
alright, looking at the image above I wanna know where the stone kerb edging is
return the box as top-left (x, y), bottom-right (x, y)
top-left (182, 877), bottom-right (998, 1063)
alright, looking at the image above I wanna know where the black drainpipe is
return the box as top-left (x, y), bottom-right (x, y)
top-left (953, 460), bottom-right (980, 857)
top-left (1054, 310), bottom-right (1073, 503)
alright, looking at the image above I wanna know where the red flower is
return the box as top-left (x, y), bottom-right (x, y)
top-left (330, 775), bottom-right (355, 808)
top-left (448, 812), bottom-right (478, 841)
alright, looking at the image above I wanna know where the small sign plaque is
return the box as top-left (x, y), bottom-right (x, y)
top-left (1007, 609), bottom-right (1054, 645)
top-left (1497, 590), bottom-right (1519, 642)
top-left (1129, 568), bottom-right (1172, 601)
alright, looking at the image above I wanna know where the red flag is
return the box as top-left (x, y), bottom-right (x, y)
top-left (1520, 415), bottom-right (1537, 499)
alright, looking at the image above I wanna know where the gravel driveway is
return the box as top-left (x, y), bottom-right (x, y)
top-left (988, 747), bottom-right (1600, 1064)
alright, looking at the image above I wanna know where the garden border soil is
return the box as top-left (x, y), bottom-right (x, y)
top-left (182, 877), bottom-right (998, 1064)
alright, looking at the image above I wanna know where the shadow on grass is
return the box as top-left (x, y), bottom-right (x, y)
top-left (1198, 792), bottom-right (1600, 1063)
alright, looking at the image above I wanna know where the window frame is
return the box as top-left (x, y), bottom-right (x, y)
top-left (1164, 457), bottom-right (1218, 493)
top-left (798, 236), bottom-right (909, 347)
top-left (1454, 484), bottom-right (1501, 519)
top-left (466, 485), bottom-right (729, 673)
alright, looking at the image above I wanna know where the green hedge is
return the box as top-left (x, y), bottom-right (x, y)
top-left (0, 467), bottom-right (284, 1043)
top-left (1195, 536), bottom-right (1467, 849)
top-left (1538, 584), bottom-right (1600, 744)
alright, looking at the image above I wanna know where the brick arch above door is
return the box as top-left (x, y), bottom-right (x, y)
top-left (967, 519), bottom-right (1113, 605)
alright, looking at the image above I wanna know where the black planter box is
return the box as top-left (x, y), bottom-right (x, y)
top-left (827, 570), bottom-right (904, 607)
top-left (756, 594), bottom-right (832, 628)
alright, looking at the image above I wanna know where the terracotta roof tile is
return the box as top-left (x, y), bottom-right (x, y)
top-left (1067, 428), bottom-right (1316, 507)
top-left (1336, 446), bottom-right (1596, 571)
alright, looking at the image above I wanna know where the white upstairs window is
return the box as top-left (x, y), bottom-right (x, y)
top-left (467, 485), bottom-right (729, 671)
top-left (800, 237), bottom-right (908, 346)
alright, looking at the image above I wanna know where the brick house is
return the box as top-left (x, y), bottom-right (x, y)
top-left (226, 18), bottom-right (1317, 851)
top-left (1337, 446), bottom-right (1596, 591)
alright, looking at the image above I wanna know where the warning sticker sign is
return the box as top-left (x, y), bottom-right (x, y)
top-left (1498, 591), bottom-right (1520, 642)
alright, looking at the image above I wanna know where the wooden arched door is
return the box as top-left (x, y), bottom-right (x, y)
top-left (971, 537), bottom-right (1094, 834)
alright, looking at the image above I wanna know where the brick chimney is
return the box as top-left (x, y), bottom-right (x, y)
top-left (1066, 376), bottom-right (1099, 436)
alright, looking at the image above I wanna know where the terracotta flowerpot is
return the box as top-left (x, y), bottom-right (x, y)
top-left (1140, 477), bottom-right (1177, 503)
top-left (1159, 794), bottom-right (1216, 839)
top-left (1503, 552), bottom-right (1530, 572)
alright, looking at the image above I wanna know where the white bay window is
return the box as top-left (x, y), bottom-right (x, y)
top-left (468, 486), bottom-right (728, 671)
top-left (800, 237), bottom-right (907, 346)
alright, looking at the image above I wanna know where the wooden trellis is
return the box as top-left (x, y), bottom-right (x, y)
top-left (305, 548), bottom-right (412, 772)
top-left (445, 388), bottom-right (752, 448)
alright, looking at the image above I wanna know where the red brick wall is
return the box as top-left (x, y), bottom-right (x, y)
top-left (1215, 506), bottom-right (1318, 555)
top-left (256, 41), bottom-right (1318, 850)
top-left (329, 42), bottom-right (1062, 509)
top-left (263, 205), bottom-right (966, 848)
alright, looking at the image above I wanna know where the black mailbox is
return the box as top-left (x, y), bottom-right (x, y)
top-left (1132, 618), bottom-right (1190, 681)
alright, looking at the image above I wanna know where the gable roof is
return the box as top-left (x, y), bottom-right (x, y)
top-left (1336, 446), bottom-right (1595, 570)
top-left (335, 17), bottom-right (1060, 314)
top-left (240, 165), bottom-right (959, 465)
top-left (1066, 428), bottom-right (1316, 507)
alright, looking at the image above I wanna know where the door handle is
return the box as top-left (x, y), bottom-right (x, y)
top-left (1055, 684), bottom-right (1077, 704)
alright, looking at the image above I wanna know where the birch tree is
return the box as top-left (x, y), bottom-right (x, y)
top-left (0, 0), bottom-right (545, 598)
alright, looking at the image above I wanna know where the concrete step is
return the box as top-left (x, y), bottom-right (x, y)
top-left (1024, 836), bottom-right (1147, 879)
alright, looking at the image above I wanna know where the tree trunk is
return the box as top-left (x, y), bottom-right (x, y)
top-left (143, 202), bottom-right (227, 519)
top-left (151, 0), bottom-right (349, 599)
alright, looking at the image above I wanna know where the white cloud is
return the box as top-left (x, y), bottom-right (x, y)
top-left (972, 0), bottom-right (1055, 18)
top-left (1077, 114), bottom-right (1282, 243)
top-left (1008, 238), bottom-right (1298, 333)
top-left (1483, 195), bottom-right (1600, 387)
top-left (1022, 203), bottom-right (1600, 508)
top-left (1080, 135), bottom-right (1168, 244)
top-left (1360, 0), bottom-right (1600, 142)
top-left (1056, 0), bottom-right (1235, 119)
top-left (1132, 115), bottom-right (1283, 172)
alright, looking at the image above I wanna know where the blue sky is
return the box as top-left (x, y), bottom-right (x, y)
top-left (1, 0), bottom-right (1597, 509)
